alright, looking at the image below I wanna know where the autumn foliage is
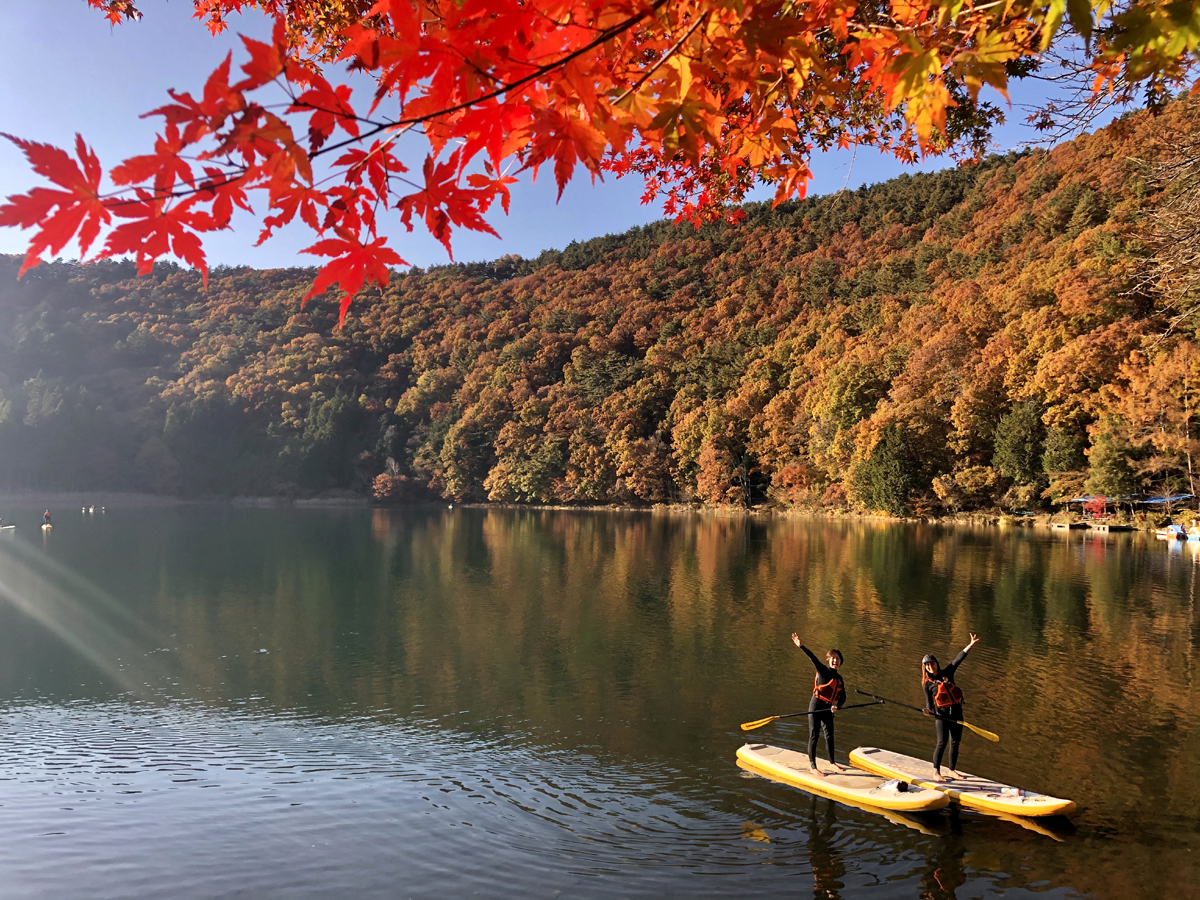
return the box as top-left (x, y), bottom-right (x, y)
top-left (0, 101), bottom-right (1197, 512)
top-left (4, 0), bottom-right (1200, 317)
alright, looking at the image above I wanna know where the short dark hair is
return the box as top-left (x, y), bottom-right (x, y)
top-left (826, 649), bottom-right (843, 664)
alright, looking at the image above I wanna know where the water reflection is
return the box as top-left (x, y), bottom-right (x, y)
top-left (919, 827), bottom-right (966, 900)
top-left (806, 799), bottom-right (847, 900)
top-left (0, 508), bottom-right (1195, 898)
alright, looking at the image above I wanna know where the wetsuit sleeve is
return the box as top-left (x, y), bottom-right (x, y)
top-left (836, 677), bottom-right (847, 706)
top-left (800, 645), bottom-right (831, 679)
top-left (923, 681), bottom-right (936, 711)
top-left (942, 649), bottom-right (968, 680)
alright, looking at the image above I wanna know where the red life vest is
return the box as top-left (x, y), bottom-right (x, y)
top-left (813, 672), bottom-right (842, 704)
top-left (933, 678), bottom-right (964, 708)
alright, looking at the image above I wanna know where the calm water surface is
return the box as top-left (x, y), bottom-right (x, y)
top-left (0, 508), bottom-right (1196, 899)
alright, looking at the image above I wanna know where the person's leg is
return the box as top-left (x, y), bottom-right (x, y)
top-left (820, 713), bottom-right (843, 770)
top-left (947, 719), bottom-right (964, 772)
top-left (932, 716), bottom-right (948, 779)
top-left (807, 704), bottom-right (821, 770)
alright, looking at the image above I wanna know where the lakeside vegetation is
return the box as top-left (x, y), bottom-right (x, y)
top-left (1, 102), bottom-right (1198, 514)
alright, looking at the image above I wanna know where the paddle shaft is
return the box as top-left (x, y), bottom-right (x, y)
top-left (774, 700), bottom-right (885, 720)
top-left (740, 700), bottom-right (884, 731)
top-left (855, 689), bottom-right (999, 741)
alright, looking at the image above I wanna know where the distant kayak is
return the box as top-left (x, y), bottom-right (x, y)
top-left (737, 743), bottom-right (949, 812)
top-left (849, 747), bottom-right (1076, 817)
top-left (0, 525), bottom-right (14, 531)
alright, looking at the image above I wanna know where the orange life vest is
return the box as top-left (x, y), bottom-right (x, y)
top-left (813, 672), bottom-right (842, 704)
top-left (933, 678), bottom-right (964, 708)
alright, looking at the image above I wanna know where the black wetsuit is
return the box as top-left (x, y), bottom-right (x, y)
top-left (924, 649), bottom-right (968, 772)
top-left (801, 645), bottom-right (846, 768)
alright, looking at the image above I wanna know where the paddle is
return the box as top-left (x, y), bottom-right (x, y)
top-left (854, 689), bottom-right (1000, 743)
top-left (740, 700), bottom-right (884, 732)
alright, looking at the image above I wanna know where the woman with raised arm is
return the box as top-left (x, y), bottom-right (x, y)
top-left (791, 633), bottom-right (846, 777)
top-left (921, 633), bottom-right (980, 781)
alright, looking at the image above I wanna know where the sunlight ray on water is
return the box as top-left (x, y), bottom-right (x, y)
top-left (0, 530), bottom-right (168, 698)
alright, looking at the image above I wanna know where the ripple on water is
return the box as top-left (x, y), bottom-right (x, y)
top-left (0, 700), bottom-right (1084, 900)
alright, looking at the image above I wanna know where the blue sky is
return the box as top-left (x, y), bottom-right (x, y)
top-left (0, 0), bottom-right (1119, 270)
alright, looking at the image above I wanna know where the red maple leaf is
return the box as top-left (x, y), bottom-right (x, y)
top-left (235, 18), bottom-right (288, 91)
top-left (85, 0), bottom-right (142, 25)
top-left (257, 181), bottom-right (328, 243)
top-left (293, 78), bottom-right (360, 153)
top-left (199, 167), bottom-right (254, 229)
top-left (102, 196), bottom-right (218, 284)
top-left (398, 150), bottom-right (499, 258)
top-left (334, 140), bottom-right (407, 205)
top-left (301, 235), bottom-right (407, 325)
top-left (0, 133), bottom-right (110, 276)
top-left (110, 122), bottom-right (194, 193)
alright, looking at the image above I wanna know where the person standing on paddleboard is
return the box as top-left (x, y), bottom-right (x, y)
top-left (791, 633), bottom-right (846, 777)
top-left (921, 633), bottom-right (980, 781)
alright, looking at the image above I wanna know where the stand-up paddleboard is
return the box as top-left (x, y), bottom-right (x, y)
top-left (849, 747), bottom-right (1076, 817)
top-left (736, 758), bottom-right (949, 836)
top-left (737, 744), bottom-right (949, 812)
top-left (0, 525), bottom-right (14, 530)
top-left (41, 524), bottom-right (52, 531)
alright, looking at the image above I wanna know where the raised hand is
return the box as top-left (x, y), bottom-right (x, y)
top-left (966, 633), bottom-right (980, 650)
top-left (791, 632), bottom-right (802, 648)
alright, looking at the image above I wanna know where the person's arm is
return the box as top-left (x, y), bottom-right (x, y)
top-left (949, 633), bottom-right (980, 673)
top-left (923, 681), bottom-right (935, 713)
top-left (790, 633), bottom-right (829, 677)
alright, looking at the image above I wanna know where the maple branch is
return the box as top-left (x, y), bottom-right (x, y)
top-left (309, 0), bottom-right (671, 162)
top-left (614, 11), bottom-right (709, 106)
top-left (286, 98), bottom-right (389, 131)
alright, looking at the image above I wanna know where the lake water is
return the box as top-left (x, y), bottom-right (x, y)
top-left (0, 507), bottom-right (1196, 899)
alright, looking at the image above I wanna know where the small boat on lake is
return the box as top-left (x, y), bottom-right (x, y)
top-left (1157, 524), bottom-right (1189, 540)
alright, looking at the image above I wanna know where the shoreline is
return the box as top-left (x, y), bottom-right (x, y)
top-left (0, 491), bottom-right (369, 509)
top-left (0, 490), bottom-right (1177, 534)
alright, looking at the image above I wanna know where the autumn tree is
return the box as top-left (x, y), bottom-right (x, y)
top-left (4, 0), bottom-right (1200, 317)
top-left (1084, 419), bottom-right (1137, 499)
top-left (853, 424), bottom-right (918, 516)
top-left (1099, 344), bottom-right (1200, 496)
top-left (1138, 99), bottom-right (1200, 332)
top-left (993, 400), bottom-right (1046, 486)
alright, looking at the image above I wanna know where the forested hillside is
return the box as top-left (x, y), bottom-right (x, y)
top-left (1, 102), bottom-right (1196, 512)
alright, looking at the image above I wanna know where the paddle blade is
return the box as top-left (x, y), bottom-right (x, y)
top-left (740, 716), bottom-right (778, 731)
top-left (964, 720), bottom-right (1000, 743)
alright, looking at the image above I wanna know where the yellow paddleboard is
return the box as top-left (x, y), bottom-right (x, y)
top-left (737, 744), bottom-right (950, 812)
top-left (736, 759), bottom-right (949, 835)
top-left (41, 524), bottom-right (52, 531)
top-left (849, 747), bottom-right (1076, 817)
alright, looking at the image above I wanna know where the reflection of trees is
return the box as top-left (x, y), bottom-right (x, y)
top-left (919, 822), bottom-right (966, 900)
top-left (805, 798), bottom-right (846, 900)
top-left (82, 510), bottom-right (1198, 797)
top-left (10, 509), bottom-right (1200, 896)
